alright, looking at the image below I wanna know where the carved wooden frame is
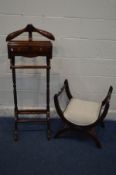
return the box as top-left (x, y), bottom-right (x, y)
top-left (54, 79), bottom-right (113, 148)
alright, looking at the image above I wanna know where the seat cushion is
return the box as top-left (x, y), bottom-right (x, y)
top-left (64, 98), bottom-right (101, 126)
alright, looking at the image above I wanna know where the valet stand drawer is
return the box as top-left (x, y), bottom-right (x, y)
top-left (8, 40), bottom-right (52, 58)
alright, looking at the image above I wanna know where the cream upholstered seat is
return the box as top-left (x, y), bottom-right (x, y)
top-left (64, 98), bottom-right (101, 126)
top-left (54, 79), bottom-right (113, 148)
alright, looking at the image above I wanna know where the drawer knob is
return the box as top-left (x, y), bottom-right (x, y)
top-left (39, 48), bottom-right (43, 51)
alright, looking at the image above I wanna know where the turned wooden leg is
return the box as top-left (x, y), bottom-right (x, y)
top-left (13, 119), bottom-right (19, 141)
top-left (47, 112), bottom-right (51, 140)
top-left (46, 58), bottom-right (51, 140)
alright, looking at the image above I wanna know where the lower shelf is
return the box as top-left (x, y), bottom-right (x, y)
top-left (16, 109), bottom-right (48, 115)
top-left (16, 118), bottom-right (48, 123)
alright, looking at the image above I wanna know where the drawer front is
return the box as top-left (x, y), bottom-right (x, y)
top-left (8, 45), bottom-right (52, 58)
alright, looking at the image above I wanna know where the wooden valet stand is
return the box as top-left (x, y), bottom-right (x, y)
top-left (6, 24), bottom-right (55, 141)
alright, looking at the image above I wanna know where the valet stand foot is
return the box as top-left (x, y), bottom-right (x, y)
top-left (13, 130), bottom-right (19, 141)
top-left (47, 114), bottom-right (51, 140)
top-left (13, 120), bottom-right (19, 141)
top-left (47, 130), bottom-right (51, 140)
top-left (47, 124), bottom-right (51, 140)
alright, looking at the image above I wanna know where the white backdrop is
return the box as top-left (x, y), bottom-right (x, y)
top-left (0, 0), bottom-right (116, 117)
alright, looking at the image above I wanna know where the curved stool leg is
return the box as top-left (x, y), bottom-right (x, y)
top-left (54, 126), bottom-right (71, 138)
top-left (100, 121), bottom-right (105, 128)
top-left (87, 128), bottom-right (102, 148)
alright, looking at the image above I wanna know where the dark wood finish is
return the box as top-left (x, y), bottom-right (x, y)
top-left (10, 65), bottom-right (50, 69)
top-left (8, 41), bottom-right (52, 58)
top-left (6, 24), bottom-right (55, 141)
top-left (54, 79), bottom-right (113, 148)
top-left (6, 24), bottom-right (55, 41)
top-left (16, 109), bottom-right (48, 114)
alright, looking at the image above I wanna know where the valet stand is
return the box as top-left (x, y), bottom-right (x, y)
top-left (6, 24), bottom-right (55, 141)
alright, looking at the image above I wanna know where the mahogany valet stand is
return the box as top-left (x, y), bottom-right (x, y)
top-left (6, 24), bottom-right (55, 141)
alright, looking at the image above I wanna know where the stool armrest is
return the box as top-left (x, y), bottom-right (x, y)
top-left (98, 86), bottom-right (113, 121)
top-left (102, 86), bottom-right (113, 106)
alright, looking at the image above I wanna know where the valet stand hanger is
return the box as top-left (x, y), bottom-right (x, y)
top-left (6, 24), bottom-right (55, 69)
top-left (6, 24), bottom-right (55, 41)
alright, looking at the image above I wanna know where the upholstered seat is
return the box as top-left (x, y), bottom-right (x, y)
top-left (54, 79), bottom-right (113, 148)
top-left (64, 98), bottom-right (101, 126)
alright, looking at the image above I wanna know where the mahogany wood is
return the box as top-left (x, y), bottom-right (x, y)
top-left (6, 24), bottom-right (55, 41)
top-left (6, 24), bottom-right (55, 141)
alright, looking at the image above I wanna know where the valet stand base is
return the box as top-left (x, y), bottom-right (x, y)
top-left (11, 61), bottom-right (51, 141)
top-left (13, 109), bottom-right (51, 141)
